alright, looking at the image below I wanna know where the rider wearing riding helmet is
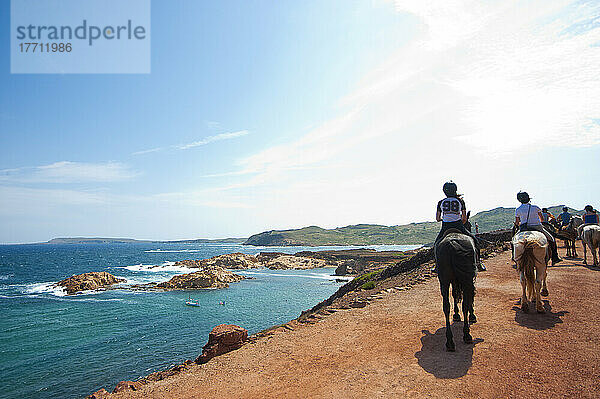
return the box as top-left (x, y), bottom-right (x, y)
top-left (515, 191), bottom-right (561, 264)
top-left (435, 181), bottom-right (484, 271)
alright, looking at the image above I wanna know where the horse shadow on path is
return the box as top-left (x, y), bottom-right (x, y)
top-left (548, 259), bottom-right (599, 271)
top-left (512, 300), bottom-right (568, 330)
top-left (415, 326), bottom-right (484, 379)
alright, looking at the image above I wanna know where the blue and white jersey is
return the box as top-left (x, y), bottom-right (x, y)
top-left (437, 197), bottom-right (465, 223)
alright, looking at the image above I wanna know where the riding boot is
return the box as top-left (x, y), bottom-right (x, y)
top-left (474, 239), bottom-right (486, 271)
top-left (550, 240), bottom-right (562, 264)
top-left (477, 251), bottom-right (486, 271)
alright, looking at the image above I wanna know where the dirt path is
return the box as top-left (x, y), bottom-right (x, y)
top-left (113, 243), bottom-right (600, 398)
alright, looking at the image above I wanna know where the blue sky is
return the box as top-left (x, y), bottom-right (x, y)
top-left (1, 0), bottom-right (599, 243)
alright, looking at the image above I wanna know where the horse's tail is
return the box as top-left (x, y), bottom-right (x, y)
top-left (518, 243), bottom-right (537, 293)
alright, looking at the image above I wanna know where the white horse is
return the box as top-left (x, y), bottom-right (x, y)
top-left (578, 225), bottom-right (600, 267)
top-left (512, 231), bottom-right (549, 313)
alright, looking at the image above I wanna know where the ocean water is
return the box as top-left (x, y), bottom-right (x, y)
top-left (0, 242), bottom-right (419, 399)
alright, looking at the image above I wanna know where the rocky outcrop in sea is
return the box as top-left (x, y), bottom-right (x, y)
top-left (173, 252), bottom-right (333, 270)
top-left (56, 272), bottom-right (126, 295)
top-left (156, 266), bottom-right (244, 290)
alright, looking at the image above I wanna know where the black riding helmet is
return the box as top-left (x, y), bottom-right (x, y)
top-left (517, 191), bottom-right (530, 204)
top-left (563, 207), bottom-right (568, 212)
top-left (585, 205), bottom-right (594, 212)
top-left (443, 181), bottom-right (457, 197)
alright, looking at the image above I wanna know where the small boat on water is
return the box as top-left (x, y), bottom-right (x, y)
top-left (185, 294), bottom-right (200, 307)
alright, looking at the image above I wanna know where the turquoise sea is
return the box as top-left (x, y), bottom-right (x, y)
top-left (0, 242), bottom-right (418, 399)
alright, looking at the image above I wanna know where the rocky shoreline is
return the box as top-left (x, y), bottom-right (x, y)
top-left (59, 249), bottom-right (415, 296)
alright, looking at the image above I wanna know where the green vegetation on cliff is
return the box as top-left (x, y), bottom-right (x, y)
top-left (244, 205), bottom-right (581, 246)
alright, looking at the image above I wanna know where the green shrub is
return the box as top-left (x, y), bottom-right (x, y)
top-left (354, 270), bottom-right (381, 284)
top-left (361, 281), bottom-right (376, 290)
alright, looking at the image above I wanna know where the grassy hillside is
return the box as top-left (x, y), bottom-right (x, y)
top-left (244, 205), bottom-right (581, 246)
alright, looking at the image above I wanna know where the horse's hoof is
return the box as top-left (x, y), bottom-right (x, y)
top-left (469, 314), bottom-right (477, 324)
top-left (521, 302), bottom-right (529, 312)
top-left (453, 313), bottom-right (461, 322)
top-left (541, 288), bottom-right (549, 297)
top-left (463, 334), bottom-right (473, 344)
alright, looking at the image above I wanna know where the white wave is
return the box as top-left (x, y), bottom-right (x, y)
top-left (0, 294), bottom-right (124, 302)
top-left (241, 271), bottom-right (345, 281)
top-left (56, 297), bottom-right (124, 303)
top-left (23, 282), bottom-right (67, 297)
top-left (118, 262), bottom-right (196, 273)
top-left (145, 249), bottom-right (203, 253)
top-left (0, 274), bottom-right (14, 281)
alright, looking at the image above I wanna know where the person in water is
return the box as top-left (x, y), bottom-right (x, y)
top-left (514, 191), bottom-right (561, 265)
top-left (558, 206), bottom-right (571, 229)
top-left (582, 205), bottom-right (600, 226)
top-left (435, 181), bottom-right (485, 271)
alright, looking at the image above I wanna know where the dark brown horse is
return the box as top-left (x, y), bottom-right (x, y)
top-left (434, 229), bottom-right (477, 351)
top-left (555, 216), bottom-right (583, 258)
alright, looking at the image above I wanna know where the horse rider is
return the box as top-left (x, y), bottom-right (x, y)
top-left (435, 181), bottom-right (485, 271)
top-left (558, 206), bottom-right (571, 230)
top-left (540, 208), bottom-right (556, 229)
top-left (582, 205), bottom-right (600, 226)
top-left (515, 191), bottom-right (561, 265)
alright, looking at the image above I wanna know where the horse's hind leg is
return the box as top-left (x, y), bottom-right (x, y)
top-left (462, 288), bottom-right (473, 344)
top-left (535, 267), bottom-right (546, 313)
top-left (441, 283), bottom-right (455, 352)
top-left (520, 272), bottom-right (529, 312)
top-left (452, 285), bottom-right (461, 321)
top-left (583, 242), bottom-right (588, 265)
top-left (541, 274), bottom-right (549, 297)
top-left (453, 298), bottom-right (461, 321)
top-left (468, 302), bottom-right (477, 323)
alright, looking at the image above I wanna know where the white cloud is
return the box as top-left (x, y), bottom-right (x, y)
top-left (133, 130), bottom-right (250, 155)
top-left (196, 0), bottom-right (600, 227)
top-left (132, 147), bottom-right (162, 156)
top-left (0, 161), bottom-right (138, 183)
top-left (176, 130), bottom-right (250, 150)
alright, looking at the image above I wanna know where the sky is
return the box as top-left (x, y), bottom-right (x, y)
top-left (1, 0), bottom-right (599, 243)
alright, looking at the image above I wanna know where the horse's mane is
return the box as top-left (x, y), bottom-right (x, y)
top-left (441, 228), bottom-right (464, 240)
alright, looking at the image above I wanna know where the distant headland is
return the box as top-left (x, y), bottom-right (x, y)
top-left (38, 205), bottom-right (581, 247)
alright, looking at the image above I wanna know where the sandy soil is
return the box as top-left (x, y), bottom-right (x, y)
top-left (112, 242), bottom-right (600, 398)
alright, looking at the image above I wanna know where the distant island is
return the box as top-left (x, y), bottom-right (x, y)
top-left (41, 205), bottom-right (581, 247)
top-left (243, 205), bottom-right (581, 246)
top-left (45, 237), bottom-right (247, 245)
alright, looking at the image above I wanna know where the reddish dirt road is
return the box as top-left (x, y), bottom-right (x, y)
top-left (112, 243), bottom-right (600, 398)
